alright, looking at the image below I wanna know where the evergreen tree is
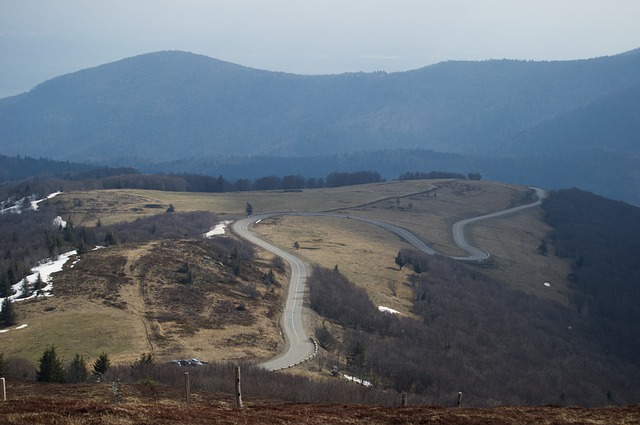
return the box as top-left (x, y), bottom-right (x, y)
top-left (103, 230), bottom-right (119, 246)
top-left (20, 278), bottom-right (30, 298)
top-left (0, 298), bottom-right (17, 328)
top-left (395, 251), bottom-right (405, 270)
top-left (66, 354), bottom-right (89, 383)
top-left (414, 261), bottom-right (422, 274)
top-left (36, 345), bottom-right (65, 383)
top-left (130, 352), bottom-right (155, 381)
top-left (245, 202), bottom-right (253, 216)
top-left (33, 273), bottom-right (44, 292)
top-left (92, 352), bottom-right (110, 376)
top-left (0, 272), bottom-right (13, 298)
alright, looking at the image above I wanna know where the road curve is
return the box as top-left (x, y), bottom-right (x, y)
top-left (450, 187), bottom-right (547, 261)
top-left (232, 215), bottom-right (315, 371)
top-left (232, 187), bottom-right (546, 370)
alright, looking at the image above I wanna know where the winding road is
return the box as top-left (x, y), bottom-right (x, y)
top-left (232, 187), bottom-right (546, 370)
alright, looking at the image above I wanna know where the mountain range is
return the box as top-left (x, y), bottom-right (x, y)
top-left (0, 49), bottom-right (639, 204)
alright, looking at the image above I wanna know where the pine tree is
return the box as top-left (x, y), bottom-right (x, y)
top-left (0, 272), bottom-right (13, 298)
top-left (34, 273), bottom-right (44, 292)
top-left (36, 345), bottom-right (65, 383)
top-left (92, 352), bottom-right (110, 376)
top-left (20, 278), bottom-right (30, 298)
top-left (0, 298), bottom-right (17, 328)
top-left (66, 354), bottom-right (89, 383)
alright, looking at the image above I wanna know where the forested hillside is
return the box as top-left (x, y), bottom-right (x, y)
top-left (1, 49), bottom-right (639, 204)
top-left (0, 154), bottom-right (96, 183)
top-left (541, 188), bottom-right (640, 366)
top-left (309, 257), bottom-right (640, 406)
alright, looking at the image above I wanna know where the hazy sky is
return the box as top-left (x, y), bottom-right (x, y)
top-left (1, 0), bottom-right (639, 98)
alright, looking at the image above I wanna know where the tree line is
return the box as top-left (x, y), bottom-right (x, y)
top-left (399, 171), bottom-right (481, 181)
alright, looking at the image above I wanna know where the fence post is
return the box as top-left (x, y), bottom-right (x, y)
top-left (184, 372), bottom-right (191, 405)
top-left (235, 366), bottom-right (243, 408)
top-left (1, 378), bottom-right (6, 401)
top-left (457, 391), bottom-right (462, 407)
top-left (401, 392), bottom-right (407, 407)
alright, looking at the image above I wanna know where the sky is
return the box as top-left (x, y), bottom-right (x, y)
top-left (1, 0), bottom-right (639, 98)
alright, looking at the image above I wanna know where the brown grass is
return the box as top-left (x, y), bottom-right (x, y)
top-left (9, 179), bottom-right (572, 368)
top-left (1, 381), bottom-right (638, 424)
top-left (5, 240), bottom-right (285, 365)
top-left (52, 180), bottom-right (440, 227)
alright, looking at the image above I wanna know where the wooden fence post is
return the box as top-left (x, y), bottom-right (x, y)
top-left (235, 366), bottom-right (243, 408)
top-left (1, 378), bottom-right (6, 401)
top-left (401, 392), bottom-right (407, 407)
top-left (184, 372), bottom-right (191, 405)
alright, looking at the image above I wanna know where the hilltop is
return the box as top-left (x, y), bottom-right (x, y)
top-left (1, 49), bottom-right (639, 204)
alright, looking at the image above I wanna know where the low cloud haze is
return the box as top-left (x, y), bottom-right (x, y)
top-left (1, 0), bottom-right (639, 98)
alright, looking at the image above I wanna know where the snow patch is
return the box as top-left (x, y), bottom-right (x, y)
top-left (544, 282), bottom-right (551, 287)
top-left (53, 216), bottom-right (67, 228)
top-left (0, 250), bottom-right (77, 312)
top-left (342, 374), bottom-right (373, 388)
top-left (204, 221), bottom-right (232, 238)
top-left (378, 306), bottom-right (401, 315)
top-left (14, 324), bottom-right (28, 330)
top-left (1, 191), bottom-right (62, 214)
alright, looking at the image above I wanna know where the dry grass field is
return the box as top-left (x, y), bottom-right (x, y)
top-left (51, 180), bottom-right (439, 227)
top-left (5, 239), bottom-right (286, 366)
top-left (12, 179), bottom-right (573, 366)
top-left (250, 179), bottom-right (571, 309)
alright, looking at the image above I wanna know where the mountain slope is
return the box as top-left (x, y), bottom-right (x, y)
top-left (1, 50), bottom-right (639, 162)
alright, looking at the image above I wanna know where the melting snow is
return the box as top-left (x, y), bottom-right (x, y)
top-left (32, 191), bottom-right (62, 211)
top-left (0, 250), bottom-right (77, 312)
top-left (53, 216), bottom-right (67, 228)
top-left (378, 306), bottom-right (401, 315)
top-left (544, 282), bottom-right (551, 287)
top-left (1, 191), bottom-right (62, 214)
top-left (14, 324), bottom-right (28, 330)
top-left (204, 221), bottom-right (232, 238)
top-left (342, 374), bottom-right (373, 388)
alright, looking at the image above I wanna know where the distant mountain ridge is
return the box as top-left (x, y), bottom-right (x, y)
top-left (0, 49), bottom-right (639, 203)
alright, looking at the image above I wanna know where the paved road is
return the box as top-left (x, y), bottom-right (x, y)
top-left (232, 187), bottom-right (546, 370)
top-left (450, 187), bottom-right (547, 261)
top-left (232, 216), bottom-right (315, 371)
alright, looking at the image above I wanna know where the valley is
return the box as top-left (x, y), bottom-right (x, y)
top-left (1, 178), bottom-right (639, 410)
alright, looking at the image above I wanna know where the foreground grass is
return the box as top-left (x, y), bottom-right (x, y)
top-left (3, 298), bottom-right (147, 365)
top-left (1, 381), bottom-right (638, 425)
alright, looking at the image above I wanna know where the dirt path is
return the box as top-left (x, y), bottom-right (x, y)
top-left (120, 242), bottom-right (159, 354)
